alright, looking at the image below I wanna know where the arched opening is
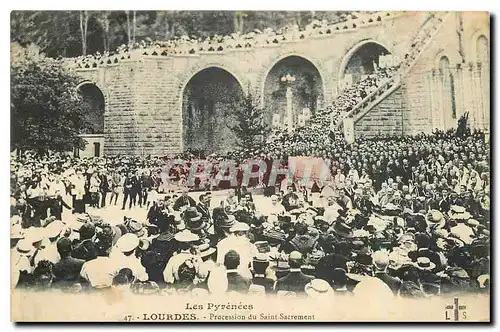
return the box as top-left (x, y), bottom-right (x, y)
top-left (78, 83), bottom-right (105, 134)
top-left (341, 42), bottom-right (391, 87)
top-left (263, 56), bottom-right (324, 129)
top-left (182, 67), bottom-right (244, 154)
top-left (476, 35), bottom-right (489, 63)
top-left (439, 56), bottom-right (457, 121)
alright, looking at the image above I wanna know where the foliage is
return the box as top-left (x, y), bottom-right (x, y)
top-left (229, 93), bottom-right (269, 149)
top-left (11, 11), bottom-right (354, 59)
top-left (11, 42), bottom-right (89, 154)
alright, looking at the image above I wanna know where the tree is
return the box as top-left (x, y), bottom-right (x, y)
top-left (79, 11), bottom-right (89, 55)
top-left (11, 43), bottom-right (89, 155)
top-left (229, 93), bottom-right (269, 149)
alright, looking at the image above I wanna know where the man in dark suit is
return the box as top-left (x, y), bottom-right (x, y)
top-left (52, 237), bottom-right (85, 290)
top-left (132, 170), bottom-right (142, 208)
top-left (196, 194), bottom-right (211, 223)
top-left (49, 190), bottom-right (72, 220)
top-left (224, 250), bottom-right (251, 294)
top-left (373, 251), bottom-right (402, 295)
top-left (72, 223), bottom-right (98, 262)
top-left (438, 188), bottom-right (451, 213)
top-left (274, 251), bottom-right (314, 294)
top-left (121, 172), bottom-right (138, 210)
top-left (251, 254), bottom-right (275, 294)
top-left (173, 188), bottom-right (196, 211)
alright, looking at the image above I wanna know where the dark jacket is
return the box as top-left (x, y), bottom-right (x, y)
top-left (275, 270), bottom-right (314, 294)
top-left (226, 271), bottom-right (251, 294)
top-left (49, 196), bottom-right (72, 220)
top-left (71, 239), bottom-right (98, 262)
top-left (173, 195), bottom-right (197, 211)
top-left (123, 176), bottom-right (138, 193)
top-left (53, 256), bottom-right (85, 285)
top-left (252, 275), bottom-right (275, 294)
top-left (196, 202), bottom-right (211, 221)
top-left (315, 254), bottom-right (349, 282)
top-left (375, 271), bottom-right (402, 295)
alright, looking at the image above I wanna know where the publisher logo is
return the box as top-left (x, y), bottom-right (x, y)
top-left (445, 298), bottom-right (467, 321)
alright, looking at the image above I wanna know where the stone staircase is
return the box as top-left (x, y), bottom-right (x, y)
top-left (336, 11), bottom-right (450, 134)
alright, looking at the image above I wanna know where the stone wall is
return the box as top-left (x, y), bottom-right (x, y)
top-left (354, 87), bottom-right (404, 138)
top-left (69, 12), bottom-right (489, 156)
top-left (401, 12), bottom-right (490, 135)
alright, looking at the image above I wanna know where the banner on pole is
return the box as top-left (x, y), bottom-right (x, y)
top-left (343, 118), bottom-right (355, 144)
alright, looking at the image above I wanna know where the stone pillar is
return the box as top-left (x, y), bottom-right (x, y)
top-left (286, 86), bottom-right (293, 134)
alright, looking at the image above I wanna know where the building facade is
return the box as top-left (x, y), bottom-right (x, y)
top-left (70, 11), bottom-right (490, 157)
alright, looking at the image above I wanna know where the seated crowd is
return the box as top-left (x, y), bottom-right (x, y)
top-left (11, 125), bottom-right (490, 297)
top-left (65, 12), bottom-right (398, 69)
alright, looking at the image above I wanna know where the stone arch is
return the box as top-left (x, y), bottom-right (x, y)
top-left (337, 39), bottom-right (394, 89)
top-left (76, 82), bottom-right (106, 134)
top-left (259, 53), bottom-right (328, 108)
top-left (469, 29), bottom-right (489, 63)
top-left (180, 66), bottom-right (245, 154)
top-left (178, 62), bottom-right (249, 99)
top-left (260, 54), bottom-right (326, 130)
top-left (437, 55), bottom-right (457, 123)
top-left (475, 34), bottom-right (489, 63)
top-left (177, 63), bottom-right (248, 152)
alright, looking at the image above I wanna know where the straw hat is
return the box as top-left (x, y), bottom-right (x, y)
top-left (174, 230), bottom-right (200, 243)
top-left (414, 257), bottom-right (436, 271)
top-left (305, 279), bottom-right (334, 298)
top-left (116, 233), bottom-right (140, 253)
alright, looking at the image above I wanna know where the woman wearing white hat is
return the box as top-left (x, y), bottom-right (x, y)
top-left (112, 233), bottom-right (149, 282)
top-left (163, 230), bottom-right (201, 284)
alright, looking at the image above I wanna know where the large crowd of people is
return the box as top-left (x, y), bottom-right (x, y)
top-left (65, 12), bottom-right (399, 69)
top-left (11, 125), bottom-right (490, 298)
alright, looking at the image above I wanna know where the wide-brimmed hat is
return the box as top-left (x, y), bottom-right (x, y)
top-left (16, 239), bottom-right (34, 255)
top-left (128, 220), bottom-right (147, 237)
top-left (332, 222), bottom-right (353, 238)
top-left (253, 253), bottom-right (269, 264)
top-left (305, 279), bottom-right (334, 298)
top-left (197, 243), bottom-right (216, 258)
top-left (174, 229), bottom-right (199, 243)
top-left (182, 207), bottom-right (203, 224)
top-left (44, 220), bottom-right (66, 238)
top-left (450, 205), bottom-right (466, 214)
top-left (414, 257), bottom-right (436, 271)
top-left (185, 216), bottom-right (207, 232)
top-left (138, 239), bottom-right (151, 251)
top-left (426, 210), bottom-right (444, 224)
top-left (25, 227), bottom-right (45, 244)
top-left (465, 219), bottom-right (480, 228)
top-left (230, 222), bottom-right (250, 233)
top-left (10, 225), bottom-right (25, 240)
top-left (218, 214), bottom-right (236, 229)
top-left (116, 233), bottom-right (140, 253)
top-left (76, 214), bottom-right (91, 223)
top-left (306, 207), bottom-right (319, 216)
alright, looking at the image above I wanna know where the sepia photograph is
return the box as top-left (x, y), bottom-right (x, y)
top-left (9, 8), bottom-right (490, 322)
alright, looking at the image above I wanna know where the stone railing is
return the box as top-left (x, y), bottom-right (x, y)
top-left (64, 11), bottom-right (404, 70)
top-left (336, 11), bottom-right (450, 130)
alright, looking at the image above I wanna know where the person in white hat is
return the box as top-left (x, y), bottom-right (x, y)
top-left (216, 222), bottom-right (256, 279)
top-left (34, 221), bottom-right (66, 265)
top-left (372, 250), bottom-right (402, 295)
top-left (110, 233), bottom-right (148, 282)
top-left (163, 230), bottom-right (200, 284)
top-left (304, 279), bottom-right (334, 300)
top-left (12, 239), bottom-right (35, 276)
top-left (80, 245), bottom-right (119, 289)
top-left (266, 195), bottom-right (286, 217)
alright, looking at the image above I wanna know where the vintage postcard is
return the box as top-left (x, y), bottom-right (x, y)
top-left (10, 10), bottom-right (490, 322)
